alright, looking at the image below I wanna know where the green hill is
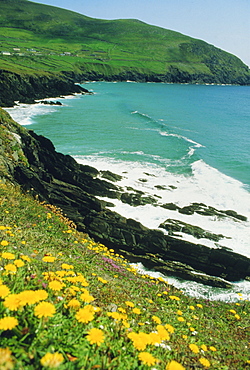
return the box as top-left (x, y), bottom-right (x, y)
top-left (0, 0), bottom-right (249, 85)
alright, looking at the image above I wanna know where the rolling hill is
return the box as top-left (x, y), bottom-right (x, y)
top-left (0, 0), bottom-right (249, 105)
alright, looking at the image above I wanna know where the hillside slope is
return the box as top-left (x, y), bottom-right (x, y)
top-left (0, 0), bottom-right (249, 92)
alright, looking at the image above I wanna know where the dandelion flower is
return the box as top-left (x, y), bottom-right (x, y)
top-left (199, 357), bottom-right (211, 368)
top-left (66, 299), bottom-right (81, 309)
top-left (157, 325), bottom-right (170, 341)
top-left (169, 295), bottom-right (180, 301)
top-left (166, 360), bottom-right (186, 370)
top-left (0, 241), bottom-right (9, 247)
top-left (127, 332), bottom-right (150, 351)
top-left (197, 304), bottom-right (203, 308)
top-left (34, 302), bottom-right (56, 318)
top-left (80, 292), bottom-right (95, 303)
top-left (75, 305), bottom-right (95, 323)
top-left (138, 352), bottom-right (158, 366)
top-left (86, 327), bottom-right (105, 346)
top-left (0, 285), bottom-right (10, 298)
top-left (209, 346), bottom-right (217, 352)
top-left (0, 317), bottom-right (18, 331)
top-left (125, 301), bottom-right (135, 308)
top-left (177, 316), bottom-right (185, 322)
top-left (1, 252), bottom-right (15, 259)
top-left (201, 344), bottom-right (208, 351)
top-left (3, 294), bottom-right (21, 311)
top-left (18, 290), bottom-right (43, 306)
top-left (97, 277), bottom-right (107, 284)
top-left (40, 352), bottom-right (64, 368)
top-left (132, 307), bottom-right (141, 315)
top-left (0, 347), bottom-right (14, 368)
top-left (42, 256), bottom-right (56, 263)
top-left (189, 343), bottom-right (199, 354)
top-left (165, 324), bottom-right (175, 333)
top-left (152, 315), bottom-right (161, 324)
top-left (4, 264), bottom-right (17, 273)
top-left (14, 259), bottom-right (25, 267)
top-left (48, 281), bottom-right (65, 291)
top-left (61, 263), bottom-right (74, 270)
top-left (20, 255), bottom-right (31, 262)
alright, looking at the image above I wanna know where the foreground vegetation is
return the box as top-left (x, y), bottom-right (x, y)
top-left (0, 0), bottom-right (249, 84)
top-left (0, 180), bottom-right (249, 369)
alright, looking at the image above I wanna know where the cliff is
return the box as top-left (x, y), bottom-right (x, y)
top-left (0, 70), bottom-right (91, 107)
top-left (1, 107), bottom-right (250, 289)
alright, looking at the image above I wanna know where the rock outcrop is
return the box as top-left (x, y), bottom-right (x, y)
top-left (1, 108), bottom-right (250, 288)
top-left (0, 70), bottom-right (91, 107)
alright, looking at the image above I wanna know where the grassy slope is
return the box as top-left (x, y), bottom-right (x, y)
top-left (0, 0), bottom-right (249, 81)
top-left (0, 109), bottom-right (249, 369)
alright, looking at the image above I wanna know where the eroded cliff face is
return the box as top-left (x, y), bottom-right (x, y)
top-left (0, 70), bottom-right (90, 107)
top-left (1, 108), bottom-right (250, 288)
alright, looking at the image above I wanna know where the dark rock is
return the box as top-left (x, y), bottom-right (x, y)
top-left (120, 191), bottom-right (157, 206)
top-left (100, 170), bottom-right (123, 182)
top-left (161, 203), bottom-right (180, 211)
top-left (159, 219), bottom-right (226, 242)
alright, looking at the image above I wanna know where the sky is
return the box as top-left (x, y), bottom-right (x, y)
top-left (32, 0), bottom-right (250, 67)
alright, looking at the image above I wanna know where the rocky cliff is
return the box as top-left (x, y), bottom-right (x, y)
top-left (1, 107), bottom-right (250, 288)
top-left (0, 70), bottom-right (91, 107)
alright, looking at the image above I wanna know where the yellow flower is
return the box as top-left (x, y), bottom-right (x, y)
top-left (20, 255), bottom-right (31, 262)
top-left (1, 252), bottom-right (15, 259)
top-left (75, 305), bottom-right (95, 323)
top-left (80, 292), bottom-right (95, 303)
top-left (138, 351), bottom-right (158, 366)
top-left (169, 295), bottom-right (180, 301)
top-left (66, 299), bottom-right (81, 309)
top-left (196, 304), bottom-right (203, 308)
top-left (107, 312), bottom-right (127, 321)
top-left (125, 301), bottom-right (135, 308)
top-left (209, 346), bottom-right (217, 352)
top-left (132, 307), bottom-right (141, 315)
top-left (42, 256), bottom-right (56, 263)
top-left (166, 360), bottom-right (186, 370)
top-left (127, 332), bottom-right (150, 351)
top-left (152, 315), bottom-right (161, 324)
top-left (189, 343), bottom-right (199, 354)
top-left (61, 263), bottom-right (74, 270)
top-left (86, 328), bottom-right (105, 346)
top-left (229, 309), bottom-right (236, 314)
top-left (97, 277), bottom-right (107, 284)
top-left (14, 259), bottom-right (25, 267)
top-left (156, 325), bottom-right (170, 341)
top-left (189, 305), bottom-right (195, 310)
top-left (201, 344), bottom-right (208, 351)
top-left (177, 310), bottom-right (183, 315)
top-left (199, 357), bottom-right (211, 368)
top-left (234, 314), bottom-right (241, 320)
top-left (0, 285), bottom-right (10, 298)
top-left (0, 347), bottom-right (14, 367)
top-left (0, 241), bottom-right (9, 246)
top-left (34, 302), bottom-right (56, 318)
top-left (48, 281), bottom-right (65, 291)
top-left (177, 317), bottom-right (185, 322)
top-left (0, 317), bottom-right (18, 331)
top-left (40, 352), bottom-right (64, 368)
top-left (165, 324), bottom-right (175, 333)
top-left (4, 264), bottom-right (17, 273)
top-left (3, 294), bottom-right (21, 311)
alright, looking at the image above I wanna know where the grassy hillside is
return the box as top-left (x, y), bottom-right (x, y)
top-left (0, 0), bottom-right (249, 84)
top-left (0, 109), bottom-right (249, 369)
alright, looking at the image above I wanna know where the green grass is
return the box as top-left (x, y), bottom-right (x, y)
top-left (0, 0), bottom-right (249, 82)
top-left (0, 178), bottom-right (249, 369)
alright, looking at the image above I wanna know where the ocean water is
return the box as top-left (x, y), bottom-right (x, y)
top-left (5, 82), bottom-right (250, 301)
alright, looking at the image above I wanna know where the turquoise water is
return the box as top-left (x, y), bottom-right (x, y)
top-left (24, 82), bottom-right (250, 187)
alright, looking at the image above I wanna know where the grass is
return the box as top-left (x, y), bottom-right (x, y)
top-left (0, 0), bottom-right (249, 82)
top-left (0, 179), bottom-right (249, 369)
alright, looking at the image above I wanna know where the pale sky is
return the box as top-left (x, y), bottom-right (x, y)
top-left (31, 0), bottom-right (250, 67)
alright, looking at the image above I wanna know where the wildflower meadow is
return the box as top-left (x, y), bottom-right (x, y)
top-left (0, 181), bottom-right (249, 369)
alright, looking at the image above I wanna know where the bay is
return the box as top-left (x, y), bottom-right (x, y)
top-left (5, 82), bottom-right (250, 301)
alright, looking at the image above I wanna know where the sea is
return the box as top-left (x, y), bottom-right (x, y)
top-left (4, 81), bottom-right (250, 302)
